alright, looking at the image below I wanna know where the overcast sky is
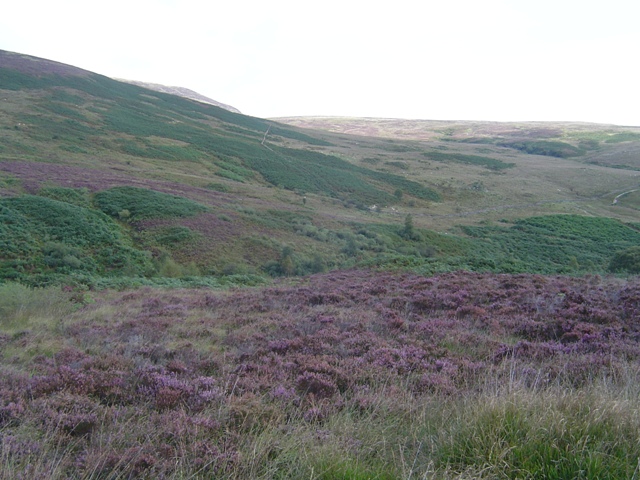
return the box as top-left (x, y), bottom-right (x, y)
top-left (2, 0), bottom-right (639, 125)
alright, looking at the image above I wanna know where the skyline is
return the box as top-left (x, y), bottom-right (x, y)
top-left (2, 0), bottom-right (639, 126)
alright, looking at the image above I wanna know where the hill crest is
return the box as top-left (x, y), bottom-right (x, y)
top-left (115, 79), bottom-right (241, 113)
top-left (0, 49), bottom-right (94, 77)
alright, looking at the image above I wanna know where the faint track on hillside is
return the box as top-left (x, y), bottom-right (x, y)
top-left (612, 189), bottom-right (640, 205)
top-left (404, 184), bottom-right (640, 220)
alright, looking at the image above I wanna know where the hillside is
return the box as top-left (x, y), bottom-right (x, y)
top-left (1, 48), bottom-right (640, 287)
top-left (115, 79), bottom-right (242, 113)
top-left (2, 49), bottom-right (640, 479)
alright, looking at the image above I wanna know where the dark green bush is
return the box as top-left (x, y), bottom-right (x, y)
top-left (609, 246), bottom-right (640, 274)
top-left (152, 226), bottom-right (199, 246)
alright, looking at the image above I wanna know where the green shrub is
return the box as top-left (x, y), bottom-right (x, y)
top-left (604, 132), bottom-right (640, 143)
top-left (609, 246), bottom-right (640, 274)
top-left (461, 215), bottom-right (640, 274)
top-left (499, 140), bottom-right (582, 158)
top-left (94, 186), bottom-right (208, 221)
top-left (151, 226), bottom-right (199, 246)
top-left (38, 186), bottom-right (90, 207)
top-left (152, 251), bottom-right (201, 278)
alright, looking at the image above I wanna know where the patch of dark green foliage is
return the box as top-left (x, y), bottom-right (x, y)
top-left (150, 226), bottom-right (200, 246)
top-left (498, 140), bottom-right (582, 158)
top-left (93, 186), bottom-right (208, 221)
top-left (37, 186), bottom-right (91, 207)
top-left (423, 151), bottom-right (514, 170)
top-left (460, 215), bottom-right (640, 274)
top-left (604, 132), bottom-right (640, 143)
top-left (609, 246), bottom-right (640, 274)
top-left (0, 195), bottom-right (152, 283)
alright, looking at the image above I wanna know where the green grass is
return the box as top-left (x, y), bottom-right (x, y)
top-left (614, 190), bottom-right (640, 210)
top-left (433, 383), bottom-right (640, 479)
top-left (0, 282), bottom-right (75, 332)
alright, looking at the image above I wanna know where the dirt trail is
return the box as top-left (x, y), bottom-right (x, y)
top-left (612, 189), bottom-right (639, 205)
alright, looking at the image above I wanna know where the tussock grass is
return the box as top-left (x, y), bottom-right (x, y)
top-left (429, 370), bottom-right (640, 479)
top-left (4, 376), bottom-right (639, 479)
top-left (0, 282), bottom-right (74, 330)
top-left (216, 369), bottom-right (640, 479)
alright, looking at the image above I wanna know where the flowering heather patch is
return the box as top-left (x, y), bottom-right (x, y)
top-left (1, 270), bottom-right (640, 477)
top-left (0, 161), bottom-right (231, 207)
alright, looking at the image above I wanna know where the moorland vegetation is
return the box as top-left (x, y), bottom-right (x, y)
top-left (2, 49), bottom-right (640, 478)
top-left (2, 271), bottom-right (640, 478)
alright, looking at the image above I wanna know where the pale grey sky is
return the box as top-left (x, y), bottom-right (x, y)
top-left (2, 0), bottom-right (639, 125)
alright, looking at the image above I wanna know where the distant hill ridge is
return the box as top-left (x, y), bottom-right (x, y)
top-left (115, 79), bottom-right (241, 113)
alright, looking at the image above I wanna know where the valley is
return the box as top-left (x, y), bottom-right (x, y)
top-left (1, 48), bottom-right (640, 478)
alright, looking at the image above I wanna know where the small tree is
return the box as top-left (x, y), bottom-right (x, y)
top-left (306, 254), bottom-right (326, 274)
top-left (402, 214), bottom-right (415, 239)
top-left (280, 246), bottom-right (295, 276)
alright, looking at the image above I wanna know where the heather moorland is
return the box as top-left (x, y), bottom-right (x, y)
top-left (1, 49), bottom-right (640, 478)
top-left (2, 270), bottom-right (640, 478)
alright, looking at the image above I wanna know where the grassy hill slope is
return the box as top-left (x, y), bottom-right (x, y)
top-left (1, 49), bottom-right (640, 286)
